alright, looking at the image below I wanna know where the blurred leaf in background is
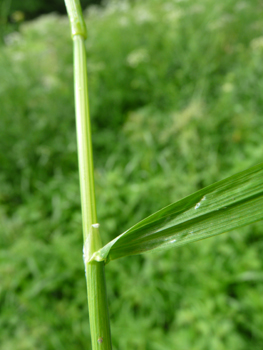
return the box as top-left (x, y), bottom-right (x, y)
top-left (1, 0), bottom-right (263, 349)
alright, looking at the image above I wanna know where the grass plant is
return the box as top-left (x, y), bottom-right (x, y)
top-left (64, 0), bottom-right (263, 348)
top-left (1, 0), bottom-right (263, 348)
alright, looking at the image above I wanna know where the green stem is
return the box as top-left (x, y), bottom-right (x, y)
top-left (64, 1), bottom-right (112, 349)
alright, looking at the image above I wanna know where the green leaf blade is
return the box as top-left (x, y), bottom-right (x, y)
top-left (92, 163), bottom-right (263, 263)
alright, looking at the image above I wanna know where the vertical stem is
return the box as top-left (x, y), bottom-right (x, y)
top-left (64, 1), bottom-right (112, 349)
top-left (73, 34), bottom-right (100, 258)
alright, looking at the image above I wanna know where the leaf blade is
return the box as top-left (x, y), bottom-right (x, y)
top-left (91, 163), bottom-right (263, 263)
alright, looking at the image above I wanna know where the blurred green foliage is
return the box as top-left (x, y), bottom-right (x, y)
top-left (1, 0), bottom-right (263, 349)
top-left (0, 0), bottom-right (101, 43)
top-left (7, 0), bottom-right (101, 19)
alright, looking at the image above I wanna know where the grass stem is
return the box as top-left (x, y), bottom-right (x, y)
top-left (64, 0), bottom-right (112, 348)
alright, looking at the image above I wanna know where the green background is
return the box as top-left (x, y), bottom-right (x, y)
top-left (1, 0), bottom-right (263, 349)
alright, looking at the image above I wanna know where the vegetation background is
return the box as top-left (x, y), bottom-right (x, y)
top-left (1, 0), bottom-right (263, 349)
